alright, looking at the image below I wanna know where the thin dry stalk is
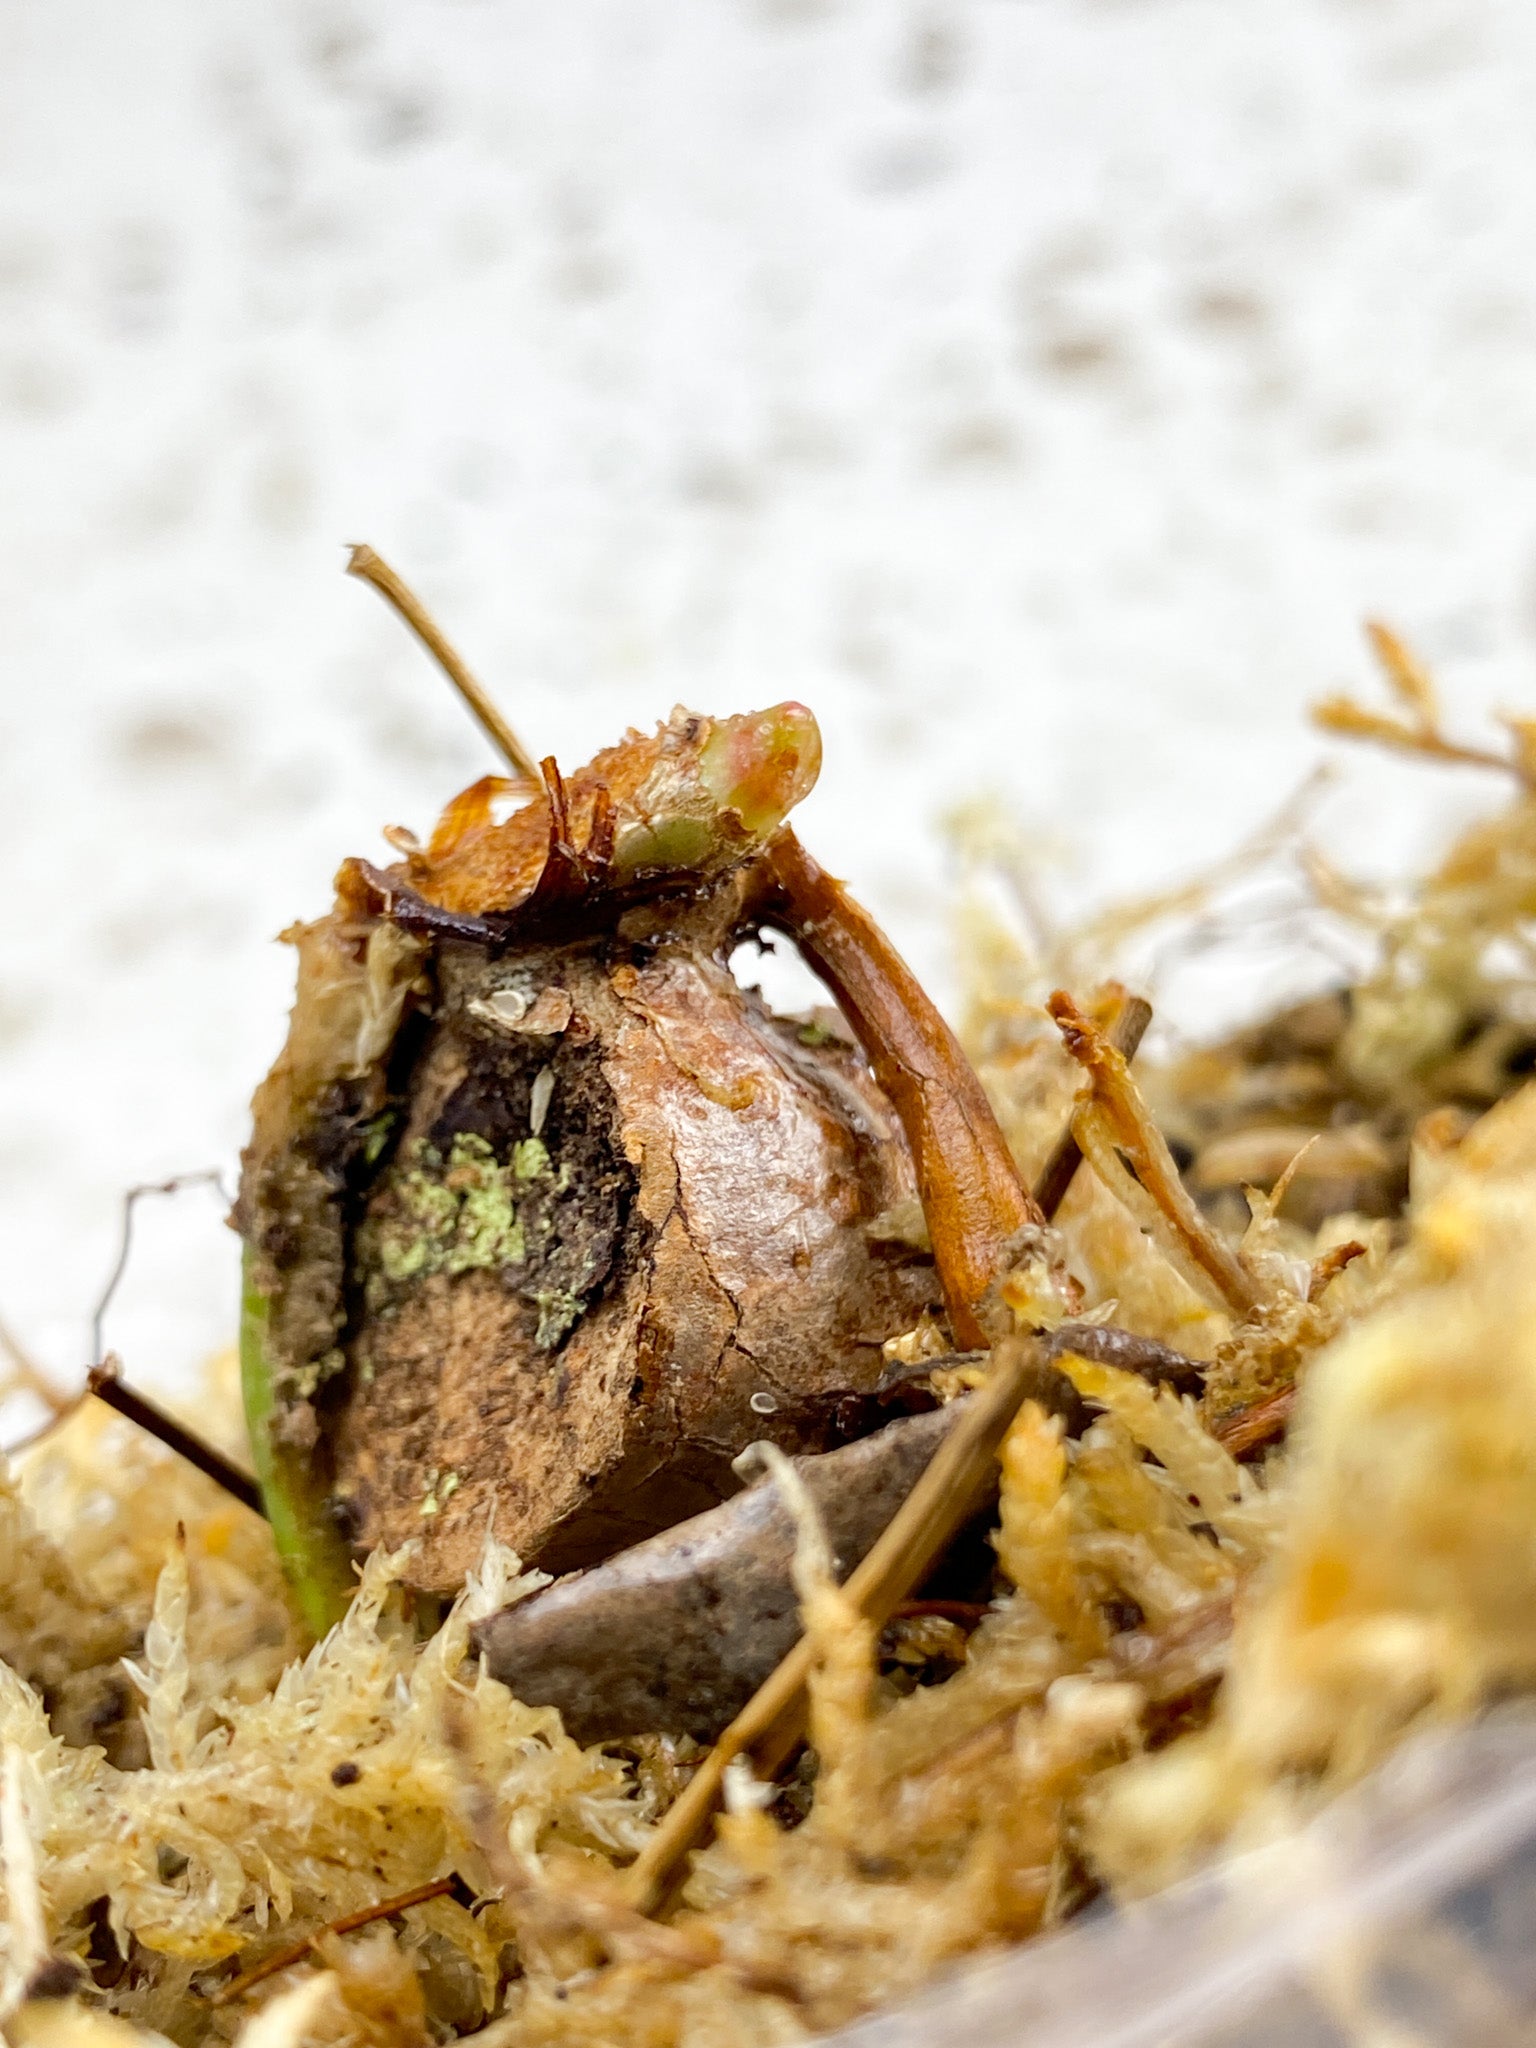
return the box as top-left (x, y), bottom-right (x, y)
top-left (87, 1357), bottom-right (264, 1517)
top-left (210, 1878), bottom-right (460, 2005)
top-left (623, 1335), bottom-right (1049, 1918)
top-left (0, 1315), bottom-right (67, 1419)
top-left (1048, 991), bottom-right (1261, 1318)
top-left (1031, 992), bottom-right (1152, 1219)
top-left (1209, 1383), bottom-right (1295, 1460)
top-left (346, 544), bottom-right (541, 784)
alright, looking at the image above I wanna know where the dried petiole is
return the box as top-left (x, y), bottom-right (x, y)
top-left (91, 1170), bottom-right (230, 1369)
top-left (1031, 990), bottom-right (1152, 1218)
top-left (209, 1875), bottom-right (464, 2005)
top-left (751, 830), bottom-right (1049, 1348)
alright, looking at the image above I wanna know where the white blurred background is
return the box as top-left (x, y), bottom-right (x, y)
top-left (3, 0), bottom-right (1536, 1417)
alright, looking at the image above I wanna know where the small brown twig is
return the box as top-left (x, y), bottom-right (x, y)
top-left (88, 1357), bottom-right (264, 1517)
top-left (91, 1171), bottom-right (230, 1370)
top-left (1306, 1238), bottom-right (1367, 1303)
top-left (346, 544), bottom-right (541, 784)
top-left (210, 1876), bottom-right (461, 2005)
top-left (1031, 992), bottom-right (1152, 1219)
top-left (438, 1700), bottom-right (787, 1992)
top-left (1210, 1382), bottom-right (1295, 1461)
top-left (1048, 991), bottom-right (1262, 1319)
top-left (623, 1334), bottom-right (1051, 1918)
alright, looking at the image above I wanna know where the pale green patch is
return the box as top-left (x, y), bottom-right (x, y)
top-left (611, 811), bottom-right (715, 879)
top-left (532, 1286), bottom-right (586, 1349)
top-left (359, 1132), bottom-right (593, 1352)
top-left (513, 1137), bottom-right (550, 1181)
top-left (363, 1133), bottom-right (530, 1306)
top-left (290, 1346), bottom-right (345, 1402)
top-left (359, 1111), bottom-right (397, 1167)
top-left (418, 1466), bottom-right (462, 1519)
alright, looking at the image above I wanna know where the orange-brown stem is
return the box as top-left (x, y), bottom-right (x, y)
top-left (1307, 1238), bottom-right (1366, 1303)
top-left (1211, 1382), bottom-right (1295, 1460)
top-left (754, 829), bottom-right (1044, 1350)
top-left (210, 1876), bottom-right (461, 2005)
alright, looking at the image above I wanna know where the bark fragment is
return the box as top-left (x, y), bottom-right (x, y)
top-left (473, 1323), bottom-right (1207, 1742)
top-left (473, 1406), bottom-right (963, 1742)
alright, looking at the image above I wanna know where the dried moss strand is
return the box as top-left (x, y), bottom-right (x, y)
top-left (346, 544), bottom-right (541, 784)
top-left (1313, 697), bottom-right (1520, 778)
top-left (210, 1875), bottom-right (460, 2005)
top-left (1049, 990), bottom-right (1262, 1317)
top-left (0, 1312), bottom-right (68, 1417)
top-left (87, 1359), bottom-right (265, 1517)
top-left (441, 1701), bottom-right (746, 1985)
top-left (1032, 993), bottom-right (1152, 1219)
top-left (624, 1335), bottom-right (1048, 1918)
top-left (1311, 620), bottom-right (1530, 784)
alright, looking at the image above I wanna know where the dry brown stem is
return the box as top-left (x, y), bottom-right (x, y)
top-left (623, 1335), bottom-right (1049, 1918)
top-left (1048, 990), bottom-right (1261, 1318)
top-left (86, 1358), bottom-right (264, 1517)
top-left (1209, 1382), bottom-right (1295, 1460)
top-left (346, 544), bottom-right (541, 784)
top-left (210, 1877), bottom-right (460, 2005)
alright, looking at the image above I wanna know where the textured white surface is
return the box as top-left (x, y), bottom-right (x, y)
top-left (2, 0), bottom-right (1536, 1403)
